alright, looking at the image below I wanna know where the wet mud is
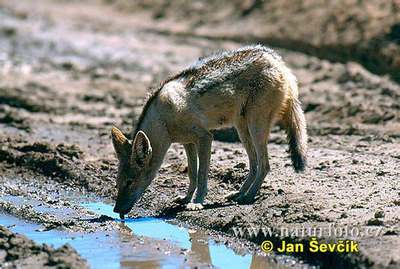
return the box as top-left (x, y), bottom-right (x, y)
top-left (0, 0), bottom-right (399, 268)
top-left (0, 182), bottom-right (304, 269)
top-left (0, 224), bottom-right (88, 269)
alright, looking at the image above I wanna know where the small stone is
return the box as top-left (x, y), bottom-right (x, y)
top-left (233, 150), bottom-right (241, 155)
top-left (234, 162), bottom-right (246, 169)
top-left (163, 178), bottom-right (173, 185)
top-left (178, 165), bottom-right (188, 173)
top-left (367, 218), bottom-right (384, 226)
top-left (340, 212), bottom-right (348, 218)
top-left (61, 62), bottom-right (74, 70)
top-left (374, 210), bottom-right (385, 218)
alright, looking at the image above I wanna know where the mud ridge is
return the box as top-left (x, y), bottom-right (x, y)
top-left (0, 226), bottom-right (88, 269)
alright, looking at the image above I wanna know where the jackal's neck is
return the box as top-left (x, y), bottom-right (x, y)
top-left (136, 103), bottom-right (171, 180)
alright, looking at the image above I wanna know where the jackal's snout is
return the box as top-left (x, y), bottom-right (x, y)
top-left (113, 202), bottom-right (130, 215)
top-left (113, 185), bottom-right (144, 216)
top-left (113, 194), bottom-right (134, 215)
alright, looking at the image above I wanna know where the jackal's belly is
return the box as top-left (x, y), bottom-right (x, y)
top-left (205, 112), bottom-right (235, 130)
top-left (198, 95), bottom-right (240, 130)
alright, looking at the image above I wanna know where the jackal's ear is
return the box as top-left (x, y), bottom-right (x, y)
top-left (111, 127), bottom-right (131, 160)
top-left (131, 131), bottom-right (152, 167)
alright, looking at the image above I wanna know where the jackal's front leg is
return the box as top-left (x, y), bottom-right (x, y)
top-left (174, 143), bottom-right (198, 204)
top-left (186, 131), bottom-right (212, 211)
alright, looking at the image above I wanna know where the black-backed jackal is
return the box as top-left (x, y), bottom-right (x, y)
top-left (111, 45), bottom-right (307, 217)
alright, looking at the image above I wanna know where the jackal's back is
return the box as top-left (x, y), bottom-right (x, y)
top-left (156, 45), bottom-right (293, 132)
top-left (136, 45), bottom-right (293, 135)
top-left (178, 45), bottom-right (284, 93)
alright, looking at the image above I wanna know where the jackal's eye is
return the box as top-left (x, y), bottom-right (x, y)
top-left (126, 179), bottom-right (133, 186)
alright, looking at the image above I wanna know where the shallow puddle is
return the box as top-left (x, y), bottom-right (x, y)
top-left (1, 213), bottom-right (125, 269)
top-left (0, 195), bottom-right (301, 269)
top-left (82, 202), bottom-right (281, 269)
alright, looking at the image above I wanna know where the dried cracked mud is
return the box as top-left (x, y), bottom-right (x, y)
top-left (0, 1), bottom-right (399, 268)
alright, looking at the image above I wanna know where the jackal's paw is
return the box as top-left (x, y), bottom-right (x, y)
top-left (173, 195), bottom-right (190, 204)
top-left (225, 191), bottom-right (242, 201)
top-left (186, 203), bottom-right (204, 211)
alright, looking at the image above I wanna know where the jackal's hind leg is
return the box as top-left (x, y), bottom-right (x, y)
top-left (174, 143), bottom-right (198, 204)
top-left (186, 129), bottom-right (212, 211)
top-left (225, 119), bottom-right (257, 202)
top-left (236, 113), bottom-right (273, 204)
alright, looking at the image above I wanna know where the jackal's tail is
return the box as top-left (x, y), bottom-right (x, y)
top-left (280, 72), bottom-right (308, 172)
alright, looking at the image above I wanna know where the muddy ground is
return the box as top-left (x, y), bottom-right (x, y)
top-left (117, 0), bottom-right (400, 82)
top-left (0, 0), bottom-right (399, 268)
top-left (0, 225), bottom-right (88, 269)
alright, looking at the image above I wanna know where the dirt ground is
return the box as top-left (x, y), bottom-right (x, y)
top-left (0, 0), bottom-right (399, 268)
top-left (0, 225), bottom-right (88, 269)
top-left (116, 0), bottom-right (400, 82)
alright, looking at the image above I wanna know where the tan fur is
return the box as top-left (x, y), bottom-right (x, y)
top-left (111, 45), bottom-right (308, 216)
top-left (111, 126), bottom-right (127, 145)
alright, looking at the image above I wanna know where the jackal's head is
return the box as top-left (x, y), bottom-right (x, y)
top-left (110, 127), bottom-right (153, 217)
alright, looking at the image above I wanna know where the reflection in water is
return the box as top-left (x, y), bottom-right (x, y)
top-left (84, 202), bottom-right (279, 269)
top-left (84, 202), bottom-right (293, 269)
top-left (120, 259), bottom-right (161, 269)
top-left (121, 220), bottom-right (283, 269)
top-left (119, 220), bottom-right (277, 268)
top-left (189, 229), bottom-right (212, 265)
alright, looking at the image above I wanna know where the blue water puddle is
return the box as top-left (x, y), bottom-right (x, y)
top-left (0, 213), bottom-right (123, 269)
top-left (82, 202), bottom-right (268, 269)
top-left (0, 198), bottom-right (282, 269)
